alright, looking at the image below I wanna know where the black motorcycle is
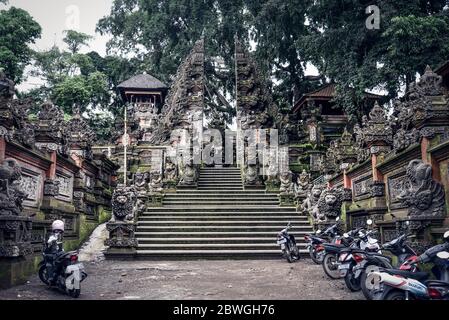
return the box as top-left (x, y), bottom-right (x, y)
top-left (277, 222), bottom-right (300, 263)
top-left (38, 233), bottom-right (87, 298)
top-left (305, 218), bottom-right (341, 264)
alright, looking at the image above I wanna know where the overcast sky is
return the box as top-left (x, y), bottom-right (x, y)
top-left (5, 0), bottom-right (113, 90)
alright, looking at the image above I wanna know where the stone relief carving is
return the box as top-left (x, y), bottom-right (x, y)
top-left (111, 184), bottom-right (137, 221)
top-left (315, 188), bottom-right (343, 222)
top-left (0, 158), bottom-right (27, 216)
top-left (398, 159), bottom-right (446, 218)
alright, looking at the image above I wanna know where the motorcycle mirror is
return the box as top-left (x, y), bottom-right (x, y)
top-left (444, 230), bottom-right (449, 240)
top-left (366, 219), bottom-right (373, 226)
top-left (437, 251), bottom-right (449, 260)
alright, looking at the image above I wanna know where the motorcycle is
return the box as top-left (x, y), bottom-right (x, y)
top-left (277, 222), bottom-right (300, 263)
top-left (367, 230), bottom-right (449, 300)
top-left (305, 217), bottom-right (342, 264)
top-left (38, 223), bottom-right (87, 298)
top-left (321, 227), bottom-right (364, 279)
top-left (338, 223), bottom-right (382, 292)
top-left (360, 232), bottom-right (418, 299)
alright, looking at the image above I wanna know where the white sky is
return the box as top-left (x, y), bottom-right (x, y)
top-left (5, 0), bottom-right (113, 90)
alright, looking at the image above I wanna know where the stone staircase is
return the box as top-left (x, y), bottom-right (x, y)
top-left (135, 166), bottom-right (313, 259)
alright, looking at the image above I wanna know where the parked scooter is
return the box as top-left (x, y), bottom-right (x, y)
top-left (367, 230), bottom-right (449, 300)
top-left (360, 232), bottom-right (418, 299)
top-left (321, 227), bottom-right (364, 279)
top-left (38, 220), bottom-right (87, 298)
top-left (338, 221), bottom-right (382, 291)
top-left (305, 217), bottom-right (342, 264)
top-left (277, 222), bottom-right (300, 263)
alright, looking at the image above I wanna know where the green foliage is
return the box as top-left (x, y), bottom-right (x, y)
top-left (304, 0), bottom-right (449, 116)
top-left (63, 30), bottom-right (93, 54)
top-left (0, 6), bottom-right (41, 83)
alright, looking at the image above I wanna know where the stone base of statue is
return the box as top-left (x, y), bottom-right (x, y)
top-left (177, 182), bottom-right (198, 189)
top-left (104, 221), bottom-right (137, 259)
top-left (0, 215), bottom-right (34, 289)
top-left (147, 193), bottom-right (164, 207)
top-left (279, 193), bottom-right (295, 207)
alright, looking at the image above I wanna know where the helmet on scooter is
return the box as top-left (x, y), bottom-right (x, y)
top-left (51, 220), bottom-right (65, 232)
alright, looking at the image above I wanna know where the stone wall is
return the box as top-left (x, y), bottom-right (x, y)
top-left (0, 73), bottom-right (118, 288)
top-left (322, 66), bottom-right (449, 252)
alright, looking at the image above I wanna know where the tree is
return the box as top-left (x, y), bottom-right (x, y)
top-left (303, 0), bottom-right (449, 117)
top-left (63, 30), bottom-right (93, 54)
top-left (0, 6), bottom-right (41, 83)
top-left (97, 0), bottom-right (316, 114)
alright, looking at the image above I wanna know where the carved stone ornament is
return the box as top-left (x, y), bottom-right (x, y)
top-left (398, 159), bottom-right (446, 218)
top-left (0, 158), bottom-right (27, 216)
top-left (163, 159), bottom-right (178, 182)
top-left (178, 158), bottom-right (197, 187)
top-left (279, 171), bottom-right (294, 195)
top-left (66, 105), bottom-right (96, 158)
top-left (105, 221), bottom-right (137, 248)
top-left (294, 169), bottom-right (311, 199)
top-left (300, 184), bottom-right (325, 218)
top-left (356, 101), bottom-right (393, 151)
top-left (144, 39), bottom-right (205, 145)
top-left (36, 101), bottom-right (70, 156)
top-left (148, 171), bottom-right (163, 195)
top-left (134, 172), bottom-right (149, 196)
top-left (370, 180), bottom-right (386, 198)
top-left (111, 184), bottom-right (137, 221)
top-left (315, 187), bottom-right (343, 222)
top-left (43, 178), bottom-right (60, 196)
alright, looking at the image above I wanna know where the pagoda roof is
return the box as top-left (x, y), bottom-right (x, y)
top-left (118, 73), bottom-right (168, 91)
top-left (292, 83), bottom-right (383, 113)
top-left (436, 60), bottom-right (449, 77)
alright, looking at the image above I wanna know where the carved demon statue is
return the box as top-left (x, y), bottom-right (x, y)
top-left (398, 159), bottom-right (446, 218)
top-left (0, 158), bottom-right (27, 216)
top-left (314, 188), bottom-right (343, 223)
top-left (111, 184), bottom-right (137, 221)
top-left (301, 184), bottom-right (324, 218)
top-left (279, 171), bottom-right (294, 195)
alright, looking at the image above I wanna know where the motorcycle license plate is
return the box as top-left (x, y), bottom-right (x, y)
top-left (338, 263), bottom-right (350, 270)
top-left (277, 239), bottom-right (287, 245)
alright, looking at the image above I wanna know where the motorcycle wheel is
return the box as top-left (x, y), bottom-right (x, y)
top-left (385, 290), bottom-right (407, 300)
top-left (284, 248), bottom-right (294, 263)
top-left (344, 269), bottom-right (362, 292)
top-left (360, 265), bottom-right (381, 300)
top-left (322, 253), bottom-right (342, 279)
top-left (309, 246), bottom-right (323, 264)
top-left (69, 288), bottom-right (81, 298)
top-left (38, 265), bottom-right (50, 285)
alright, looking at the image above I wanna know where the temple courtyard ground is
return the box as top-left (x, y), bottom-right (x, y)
top-left (0, 259), bottom-right (362, 300)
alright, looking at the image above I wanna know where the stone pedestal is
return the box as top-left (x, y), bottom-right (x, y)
top-left (0, 215), bottom-right (34, 288)
top-left (104, 221), bottom-right (137, 258)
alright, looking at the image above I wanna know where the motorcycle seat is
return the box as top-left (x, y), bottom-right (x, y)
top-left (425, 280), bottom-right (449, 288)
top-left (323, 244), bottom-right (346, 253)
top-left (384, 269), bottom-right (429, 281)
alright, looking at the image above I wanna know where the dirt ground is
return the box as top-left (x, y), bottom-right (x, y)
top-left (0, 259), bottom-right (363, 300)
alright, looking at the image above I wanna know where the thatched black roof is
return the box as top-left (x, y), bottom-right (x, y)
top-left (118, 73), bottom-right (167, 90)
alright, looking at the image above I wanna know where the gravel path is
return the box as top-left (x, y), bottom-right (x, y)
top-left (0, 259), bottom-right (362, 300)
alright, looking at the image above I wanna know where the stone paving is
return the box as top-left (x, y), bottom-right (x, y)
top-left (0, 259), bottom-right (362, 300)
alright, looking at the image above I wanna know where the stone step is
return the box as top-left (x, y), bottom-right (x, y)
top-left (135, 231), bottom-right (310, 238)
top-left (164, 194), bottom-right (278, 198)
top-left (162, 201), bottom-right (279, 206)
top-left (144, 207), bottom-right (296, 212)
top-left (136, 226), bottom-right (312, 232)
top-left (137, 243), bottom-right (308, 250)
top-left (134, 249), bottom-right (308, 260)
top-left (197, 182), bottom-right (243, 186)
top-left (137, 220), bottom-right (308, 226)
top-left (197, 187), bottom-right (243, 190)
top-left (136, 237), bottom-right (306, 244)
top-left (139, 215), bottom-right (307, 220)
top-left (175, 190), bottom-right (274, 194)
